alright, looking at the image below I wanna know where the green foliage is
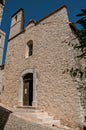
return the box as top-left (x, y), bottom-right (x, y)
top-left (64, 9), bottom-right (86, 90)
top-left (75, 9), bottom-right (86, 58)
top-left (69, 67), bottom-right (85, 80)
top-left (76, 9), bottom-right (86, 29)
top-left (69, 67), bottom-right (86, 90)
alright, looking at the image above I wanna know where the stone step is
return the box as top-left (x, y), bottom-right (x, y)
top-left (43, 119), bottom-right (61, 125)
top-left (14, 106), bottom-right (44, 113)
top-left (37, 115), bottom-right (53, 122)
top-left (14, 112), bottom-right (49, 120)
top-left (13, 111), bottom-right (63, 129)
top-left (14, 111), bottom-right (52, 119)
top-left (0, 103), bottom-right (74, 130)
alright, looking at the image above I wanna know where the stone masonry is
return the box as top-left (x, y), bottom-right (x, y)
top-left (0, 5), bottom-right (85, 129)
top-left (0, 30), bottom-right (5, 64)
top-left (0, 0), bottom-right (5, 103)
top-left (0, 0), bottom-right (5, 25)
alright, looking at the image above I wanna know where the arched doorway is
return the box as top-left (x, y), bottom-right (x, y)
top-left (19, 69), bottom-right (37, 107)
top-left (23, 73), bottom-right (33, 106)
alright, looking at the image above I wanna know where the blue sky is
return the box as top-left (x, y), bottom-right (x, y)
top-left (1, 0), bottom-right (86, 64)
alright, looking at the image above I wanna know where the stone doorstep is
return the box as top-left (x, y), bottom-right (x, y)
top-left (14, 111), bottom-right (49, 116)
top-left (14, 108), bottom-right (45, 113)
top-left (15, 105), bottom-right (37, 109)
top-left (13, 105), bottom-right (45, 113)
top-left (14, 111), bottom-right (53, 122)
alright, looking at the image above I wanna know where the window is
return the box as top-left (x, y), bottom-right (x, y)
top-left (28, 43), bottom-right (33, 56)
top-left (0, 36), bottom-right (1, 44)
top-left (25, 40), bottom-right (33, 58)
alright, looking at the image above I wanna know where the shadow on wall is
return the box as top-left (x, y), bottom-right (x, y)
top-left (0, 106), bottom-right (12, 130)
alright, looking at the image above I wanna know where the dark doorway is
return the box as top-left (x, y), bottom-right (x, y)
top-left (23, 73), bottom-right (33, 106)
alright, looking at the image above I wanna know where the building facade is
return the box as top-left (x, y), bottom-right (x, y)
top-left (0, 5), bottom-right (85, 129)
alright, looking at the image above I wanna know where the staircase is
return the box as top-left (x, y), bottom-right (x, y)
top-left (0, 103), bottom-right (74, 130)
top-left (13, 107), bottom-right (60, 127)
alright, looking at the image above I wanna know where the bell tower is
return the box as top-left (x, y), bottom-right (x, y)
top-left (0, 0), bottom-right (5, 65)
top-left (0, 0), bottom-right (5, 25)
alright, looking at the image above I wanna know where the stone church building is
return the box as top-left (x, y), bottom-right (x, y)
top-left (0, 2), bottom-right (85, 129)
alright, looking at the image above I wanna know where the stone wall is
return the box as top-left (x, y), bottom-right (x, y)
top-left (0, 30), bottom-right (5, 64)
top-left (1, 6), bottom-right (84, 128)
top-left (80, 89), bottom-right (86, 117)
top-left (0, 69), bottom-right (4, 102)
top-left (79, 58), bottom-right (86, 118)
top-left (0, 30), bottom-right (5, 102)
top-left (0, 4), bottom-right (3, 24)
top-left (0, 0), bottom-right (5, 25)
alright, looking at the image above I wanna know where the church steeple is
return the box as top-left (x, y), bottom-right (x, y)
top-left (0, 0), bottom-right (5, 24)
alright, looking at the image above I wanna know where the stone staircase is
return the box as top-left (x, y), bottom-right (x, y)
top-left (13, 108), bottom-right (61, 127)
top-left (13, 107), bottom-right (73, 130)
top-left (0, 103), bottom-right (74, 130)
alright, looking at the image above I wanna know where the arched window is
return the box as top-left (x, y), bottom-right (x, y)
top-left (25, 40), bottom-right (33, 58)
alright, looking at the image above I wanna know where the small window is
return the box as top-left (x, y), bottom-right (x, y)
top-left (28, 43), bottom-right (33, 56)
top-left (25, 40), bottom-right (33, 58)
top-left (0, 36), bottom-right (1, 43)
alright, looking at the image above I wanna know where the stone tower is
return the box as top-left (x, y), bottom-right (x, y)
top-left (0, 0), bottom-right (5, 65)
top-left (0, 0), bottom-right (5, 25)
top-left (0, 0), bottom-right (5, 101)
top-left (9, 9), bottom-right (24, 39)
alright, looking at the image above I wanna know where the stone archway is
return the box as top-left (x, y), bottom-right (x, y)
top-left (18, 69), bottom-right (37, 107)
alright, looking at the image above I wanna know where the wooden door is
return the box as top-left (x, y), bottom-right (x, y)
top-left (23, 79), bottom-right (33, 106)
top-left (23, 80), bottom-right (29, 106)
